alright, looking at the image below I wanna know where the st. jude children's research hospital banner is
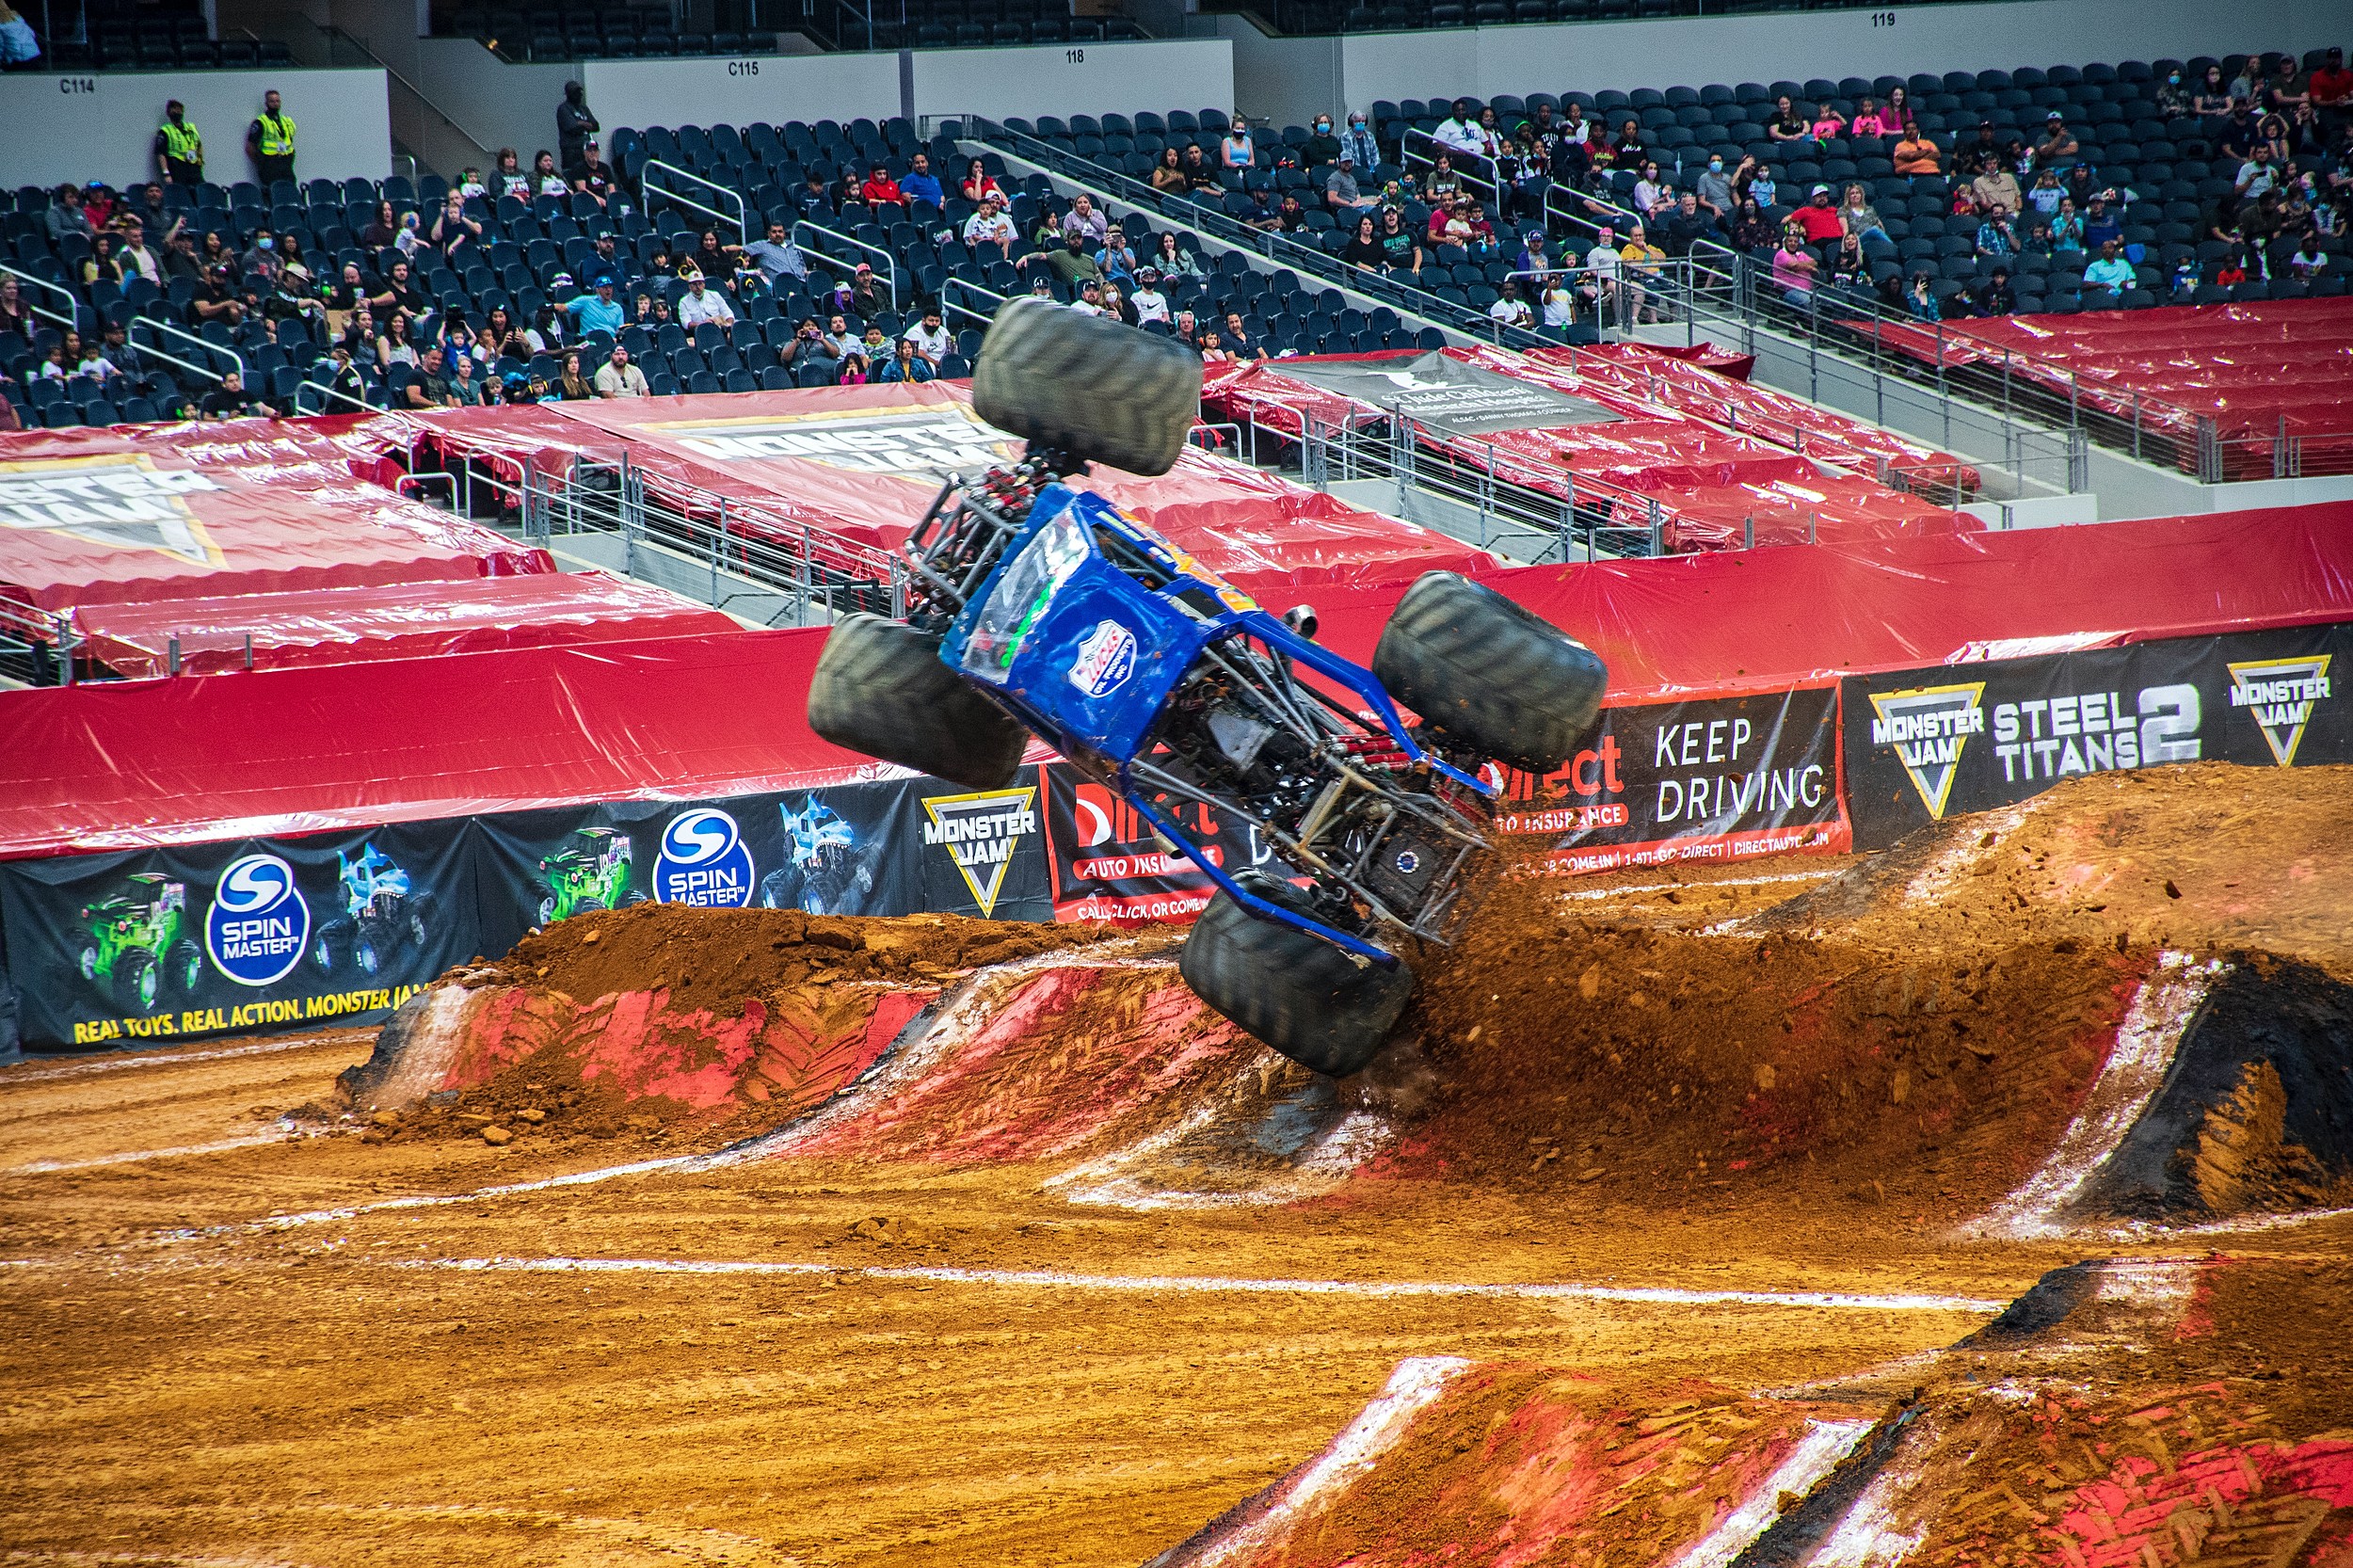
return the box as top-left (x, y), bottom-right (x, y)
top-left (3, 622), bottom-right (2343, 1052)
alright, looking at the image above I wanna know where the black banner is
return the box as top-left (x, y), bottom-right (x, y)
top-left (1497, 685), bottom-right (1849, 873)
top-left (1844, 624), bottom-right (2351, 849)
top-left (0, 768), bottom-right (1057, 1054)
top-left (1041, 760), bottom-right (1271, 922)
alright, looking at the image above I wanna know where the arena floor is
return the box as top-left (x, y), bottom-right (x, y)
top-left (5, 764), bottom-right (2351, 1566)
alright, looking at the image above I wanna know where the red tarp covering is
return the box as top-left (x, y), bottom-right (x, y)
top-left (1305, 502), bottom-right (2353, 701)
top-left (8, 502), bottom-right (2350, 858)
top-left (369, 384), bottom-right (1501, 592)
top-left (1200, 345), bottom-right (1981, 553)
top-left (0, 421), bottom-right (552, 616)
top-left (1865, 297), bottom-right (2353, 477)
top-left (0, 630), bottom-right (864, 858)
top-left (71, 571), bottom-right (741, 679)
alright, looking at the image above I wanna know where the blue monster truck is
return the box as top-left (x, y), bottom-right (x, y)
top-left (808, 300), bottom-right (1608, 1076)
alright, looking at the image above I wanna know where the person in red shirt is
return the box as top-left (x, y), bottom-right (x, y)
top-left (1794, 184), bottom-right (1847, 244)
top-left (858, 162), bottom-right (904, 208)
top-left (2310, 47), bottom-right (2352, 129)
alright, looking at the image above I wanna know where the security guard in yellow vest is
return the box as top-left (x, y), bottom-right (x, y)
top-left (248, 89), bottom-right (297, 186)
top-left (154, 99), bottom-right (205, 185)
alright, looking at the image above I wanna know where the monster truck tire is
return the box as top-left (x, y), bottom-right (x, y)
top-left (168, 939), bottom-right (202, 995)
top-left (1371, 571), bottom-right (1608, 776)
top-left (1179, 879), bottom-right (1416, 1079)
top-left (971, 296), bottom-right (1200, 478)
top-left (117, 950), bottom-right (160, 1014)
top-left (808, 615), bottom-right (1027, 791)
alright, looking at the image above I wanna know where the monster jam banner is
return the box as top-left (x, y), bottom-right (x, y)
top-left (1844, 623), bottom-right (2353, 850)
top-left (1498, 686), bottom-right (1848, 873)
top-left (1040, 761), bottom-right (1271, 923)
top-left (0, 823), bottom-right (484, 1053)
top-left (1252, 351), bottom-right (1621, 438)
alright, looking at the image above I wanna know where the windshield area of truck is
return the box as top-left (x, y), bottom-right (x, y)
top-left (959, 499), bottom-right (1094, 686)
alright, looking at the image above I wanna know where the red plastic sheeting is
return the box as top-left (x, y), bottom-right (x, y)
top-left (370, 385), bottom-right (1501, 592)
top-left (1304, 503), bottom-right (2353, 702)
top-left (0, 629), bottom-right (866, 858)
top-left (1866, 298), bottom-right (2353, 477)
top-left (0, 422), bottom-right (552, 616)
top-left (1202, 347), bottom-right (1976, 552)
top-left (71, 571), bottom-right (740, 679)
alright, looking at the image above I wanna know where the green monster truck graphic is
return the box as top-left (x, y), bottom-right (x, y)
top-left (78, 873), bottom-right (204, 1013)
top-left (536, 827), bottom-right (647, 925)
top-left (312, 842), bottom-right (433, 977)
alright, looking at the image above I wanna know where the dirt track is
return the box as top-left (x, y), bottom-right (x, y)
top-left (5, 763), bottom-right (2351, 1566)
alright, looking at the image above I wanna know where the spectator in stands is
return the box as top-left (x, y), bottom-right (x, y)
top-left (1421, 152), bottom-right (1463, 203)
top-left (356, 200), bottom-right (398, 253)
top-left (1971, 158), bottom-right (2022, 216)
top-left (448, 350), bottom-right (489, 408)
top-left (155, 101), bottom-right (205, 185)
top-left (1034, 231), bottom-right (1101, 290)
top-left (1792, 184), bottom-right (1845, 246)
top-left (1179, 143), bottom-right (1219, 194)
top-left (1662, 190), bottom-right (1717, 257)
top-left (859, 162), bottom-right (904, 209)
top-left (880, 338), bottom-right (933, 384)
top-left (548, 349), bottom-right (590, 400)
top-left (1688, 153), bottom-right (1735, 224)
top-left (1809, 102), bottom-right (1848, 142)
top-left (247, 89), bottom-right (297, 187)
top-left (0, 277), bottom-right (30, 338)
top-left (1838, 184), bottom-right (1886, 245)
top-left (1731, 155), bottom-right (1776, 212)
top-left (1973, 265), bottom-right (2016, 315)
top-left (1433, 100), bottom-right (1483, 159)
top-left (73, 232), bottom-right (120, 291)
top-left (44, 184), bottom-right (92, 247)
top-left (2023, 167), bottom-right (2064, 219)
top-left (1902, 271), bottom-right (1940, 322)
top-left (2083, 194), bottom-right (2122, 251)
top-left (1881, 121), bottom-right (1937, 184)
top-left (491, 148), bottom-right (530, 201)
top-left (960, 157), bottom-right (1007, 205)
top-left (1067, 279), bottom-right (1105, 317)
top-left (1222, 310), bottom-right (1267, 361)
top-left (2310, 48), bottom-right (2351, 129)
top-left (1489, 278), bottom-right (1533, 329)
top-left (1375, 207), bottom-right (1423, 278)
top-left (1974, 202), bottom-right (2017, 260)
top-left (1771, 220), bottom-right (1818, 306)
top-left (569, 140), bottom-right (616, 210)
top-left (742, 219), bottom-right (809, 288)
top-left (900, 305), bottom-right (950, 369)
top-left (843, 263), bottom-right (887, 319)
top-left (1849, 96), bottom-right (1898, 139)
top-left (1728, 195), bottom-right (1774, 253)
top-left (1302, 115), bottom-right (1341, 168)
top-left (678, 270), bottom-right (735, 330)
top-left (1540, 274), bottom-right (1577, 331)
top-left (429, 191), bottom-right (484, 264)
top-left (530, 150), bottom-right (567, 198)
top-left (962, 196), bottom-right (1016, 263)
top-left (2266, 56), bottom-right (2309, 116)
top-left (2082, 238), bottom-right (2136, 297)
top-left (2192, 64), bottom-right (2233, 122)
top-left (1129, 268), bottom-right (1170, 326)
top-left (1151, 231), bottom-right (1205, 280)
top-left (1062, 194), bottom-right (1110, 248)
top-left (1341, 213), bottom-right (1384, 270)
top-left (1096, 225), bottom-right (1139, 282)
top-left (2289, 229), bottom-right (2329, 280)
top-left (556, 81), bottom-right (598, 172)
top-left (893, 152), bottom-right (941, 210)
top-left (1150, 147), bottom-right (1190, 194)
top-left (1102, 282), bottom-right (1143, 326)
top-left (2033, 112), bottom-right (2079, 170)
top-left (1196, 328), bottom-right (1230, 363)
top-left (198, 368), bottom-right (261, 419)
top-left (1767, 94), bottom-right (1809, 146)
top-left (1632, 162), bottom-right (1671, 219)
top-left (189, 264), bottom-right (246, 328)
top-left (689, 230), bottom-right (736, 290)
top-left (395, 345), bottom-right (449, 408)
top-left (1609, 118), bottom-right (1647, 169)
top-left (592, 343), bottom-right (648, 397)
top-left (1220, 116), bottom-right (1256, 174)
top-left (1340, 112), bottom-right (1380, 175)
top-left (1325, 152), bottom-right (1378, 216)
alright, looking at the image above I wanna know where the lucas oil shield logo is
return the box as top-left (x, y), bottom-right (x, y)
top-left (1068, 619), bottom-right (1138, 699)
top-left (1869, 683), bottom-right (1987, 818)
top-left (921, 787), bottom-right (1038, 916)
top-left (205, 853), bottom-right (311, 986)
top-left (2228, 655), bottom-right (2331, 765)
top-left (654, 808), bottom-right (756, 907)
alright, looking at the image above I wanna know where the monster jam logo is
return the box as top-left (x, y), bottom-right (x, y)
top-left (1068, 618), bottom-right (1138, 699)
top-left (2228, 655), bottom-right (2332, 765)
top-left (653, 808), bottom-right (756, 907)
top-left (655, 404), bottom-right (1021, 484)
top-left (204, 853), bottom-right (311, 987)
top-left (0, 456), bottom-right (223, 567)
top-left (1868, 683), bottom-right (1987, 818)
top-left (921, 787), bottom-right (1038, 917)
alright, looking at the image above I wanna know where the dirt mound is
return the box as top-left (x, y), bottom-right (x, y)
top-left (338, 904), bottom-right (1153, 1151)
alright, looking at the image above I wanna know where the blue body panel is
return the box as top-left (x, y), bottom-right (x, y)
top-left (937, 482), bottom-right (1493, 965)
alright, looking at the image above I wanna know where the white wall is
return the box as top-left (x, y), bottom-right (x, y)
top-left (582, 54), bottom-right (904, 136)
top-left (1219, 19), bottom-right (1340, 134)
top-left (418, 37), bottom-right (582, 165)
top-left (1308, 0), bottom-right (2351, 113)
top-left (911, 38), bottom-right (1233, 122)
top-left (0, 69), bottom-right (392, 189)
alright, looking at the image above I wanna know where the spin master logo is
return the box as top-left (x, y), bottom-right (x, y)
top-left (653, 808), bottom-right (756, 907)
top-left (2228, 655), bottom-right (2332, 764)
top-left (921, 787), bottom-right (1038, 916)
top-left (204, 854), bottom-right (311, 986)
top-left (1068, 619), bottom-right (1138, 698)
top-left (1869, 683), bottom-right (1987, 818)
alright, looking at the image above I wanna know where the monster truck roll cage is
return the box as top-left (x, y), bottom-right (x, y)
top-left (901, 452), bottom-right (1494, 957)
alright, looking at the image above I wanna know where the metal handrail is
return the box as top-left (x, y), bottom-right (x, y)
top-left (642, 159), bottom-right (750, 242)
top-left (0, 261), bottom-right (82, 329)
top-left (128, 315), bottom-right (244, 390)
top-left (940, 275), bottom-right (1006, 331)
top-left (297, 368), bottom-right (386, 413)
top-left (0, 598), bottom-right (81, 687)
top-left (792, 219), bottom-right (903, 310)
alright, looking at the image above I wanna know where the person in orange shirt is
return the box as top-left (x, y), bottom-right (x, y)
top-left (1893, 119), bottom-right (1944, 179)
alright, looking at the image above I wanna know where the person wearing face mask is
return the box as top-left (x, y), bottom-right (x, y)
top-left (1339, 112), bottom-right (1380, 174)
top-left (1695, 152), bottom-right (1735, 219)
top-left (1303, 114), bottom-right (1341, 168)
